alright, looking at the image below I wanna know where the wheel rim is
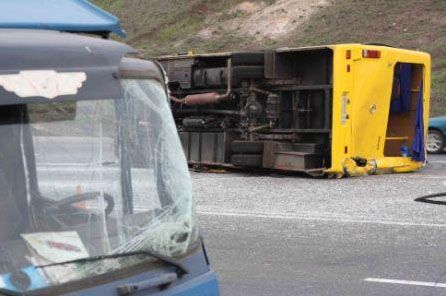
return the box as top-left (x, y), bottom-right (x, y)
top-left (427, 132), bottom-right (443, 152)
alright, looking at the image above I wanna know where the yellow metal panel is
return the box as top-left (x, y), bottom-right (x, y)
top-left (325, 45), bottom-right (354, 174)
top-left (326, 44), bottom-right (431, 176)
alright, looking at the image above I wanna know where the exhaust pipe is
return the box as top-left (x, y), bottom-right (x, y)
top-left (171, 58), bottom-right (232, 105)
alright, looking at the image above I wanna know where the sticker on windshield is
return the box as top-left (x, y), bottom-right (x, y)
top-left (21, 232), bottom-right (89, 263)
top-left (0, 70), bottom-right (86, 99)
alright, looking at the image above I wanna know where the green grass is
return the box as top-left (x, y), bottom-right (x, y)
top-left (91, 0), bottom-right (253, 56)
top-left (432, 65), bottom-right (446, 115)
top-left (90, 0), bottom-right (122, 11)
top-left (289, 0), bottom-right (446, 116)
top-left (158, 17), bottom-right (203, 42)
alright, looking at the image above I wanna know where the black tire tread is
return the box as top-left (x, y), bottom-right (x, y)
top-left (231, 65), bottom-right (264, 85)
top-left (231, 52), bottom-right (264, 66)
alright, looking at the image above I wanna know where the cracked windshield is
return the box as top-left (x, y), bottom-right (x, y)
top-left (0, 79), bottom-right (196, 288)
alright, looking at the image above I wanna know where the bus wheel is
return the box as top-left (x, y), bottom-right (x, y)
top-left (427, 130), bottom-right (445, 154)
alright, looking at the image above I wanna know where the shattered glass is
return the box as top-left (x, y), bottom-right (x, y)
top-left (0, 79), bottom-right (196, 288)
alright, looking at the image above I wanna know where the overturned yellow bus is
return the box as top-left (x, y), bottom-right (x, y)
top-left (158, 44), bottom-right (431, 177)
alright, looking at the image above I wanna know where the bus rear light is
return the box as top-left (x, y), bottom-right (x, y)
top-left (363, 49), bottom-right (381, 59)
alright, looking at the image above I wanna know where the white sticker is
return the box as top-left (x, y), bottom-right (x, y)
top-left (22, 231), bottom-right (89, 263)
top-left (0, 70), bottom-right (86, 99)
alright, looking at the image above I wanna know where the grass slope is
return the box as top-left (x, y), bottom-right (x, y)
top-left (92, 0), bottom-right (446, 115)
top-left (292, 0), bottom-right (446, 115)
top-left (92, 0), bottom-right (251, 55)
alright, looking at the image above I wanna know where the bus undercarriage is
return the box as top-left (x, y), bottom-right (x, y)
top-left (159, 48), bottom-right (334, 175)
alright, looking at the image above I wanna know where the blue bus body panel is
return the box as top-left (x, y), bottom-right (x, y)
top-left (0, 0), bottom-right (126, 37)
top-left (66, 271), bottom-right (219, 296)
top-left (158, 271), bottom-right (219, 296)
top-left (64, 249), bottom-right (220, 296)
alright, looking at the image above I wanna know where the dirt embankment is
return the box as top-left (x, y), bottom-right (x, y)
top-left (198, 0), bottom-right (330, 41)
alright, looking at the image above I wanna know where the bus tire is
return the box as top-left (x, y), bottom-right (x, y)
top-left (231, 52), bottom-right (264, 66)
top-left (232, 66), bottom-right (264, 85)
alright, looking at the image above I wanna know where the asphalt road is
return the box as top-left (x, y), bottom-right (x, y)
top-left (193, 154), bottom-right (446, 296)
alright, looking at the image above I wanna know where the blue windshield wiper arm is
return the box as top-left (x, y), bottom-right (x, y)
top-left (116, 272), bottom-right (179, 295)
top-left (0, 289), bottom-right (22, 296)
top-left (36, 250), bottom-right (189, 278)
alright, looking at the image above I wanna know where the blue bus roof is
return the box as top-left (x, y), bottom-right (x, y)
top-left (0, 0), bottom-right (126, 37)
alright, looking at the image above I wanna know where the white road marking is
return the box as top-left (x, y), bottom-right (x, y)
top-left (364, 278), bottom-right (446, 288)
top-left (409, 175), bottom-right (446, 180)
top-left (407, 175), bottom-right (446, 179)
top-left (197, 210), bottom-right (446, 228)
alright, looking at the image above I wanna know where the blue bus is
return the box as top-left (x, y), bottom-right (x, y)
top-left (0, 1), bottom-right (219, 295)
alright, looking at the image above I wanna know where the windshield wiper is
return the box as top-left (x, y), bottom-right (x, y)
top-left (116, 272), bottom-right (179, 296)
top-left (0, 251), bottom-right (188, 296)
top-left (415, 192), bottom-right (446, 205)
top-left (0, 289), bottom-right (23, 296)
top-left (36, 250), bottom-right (189, 278)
